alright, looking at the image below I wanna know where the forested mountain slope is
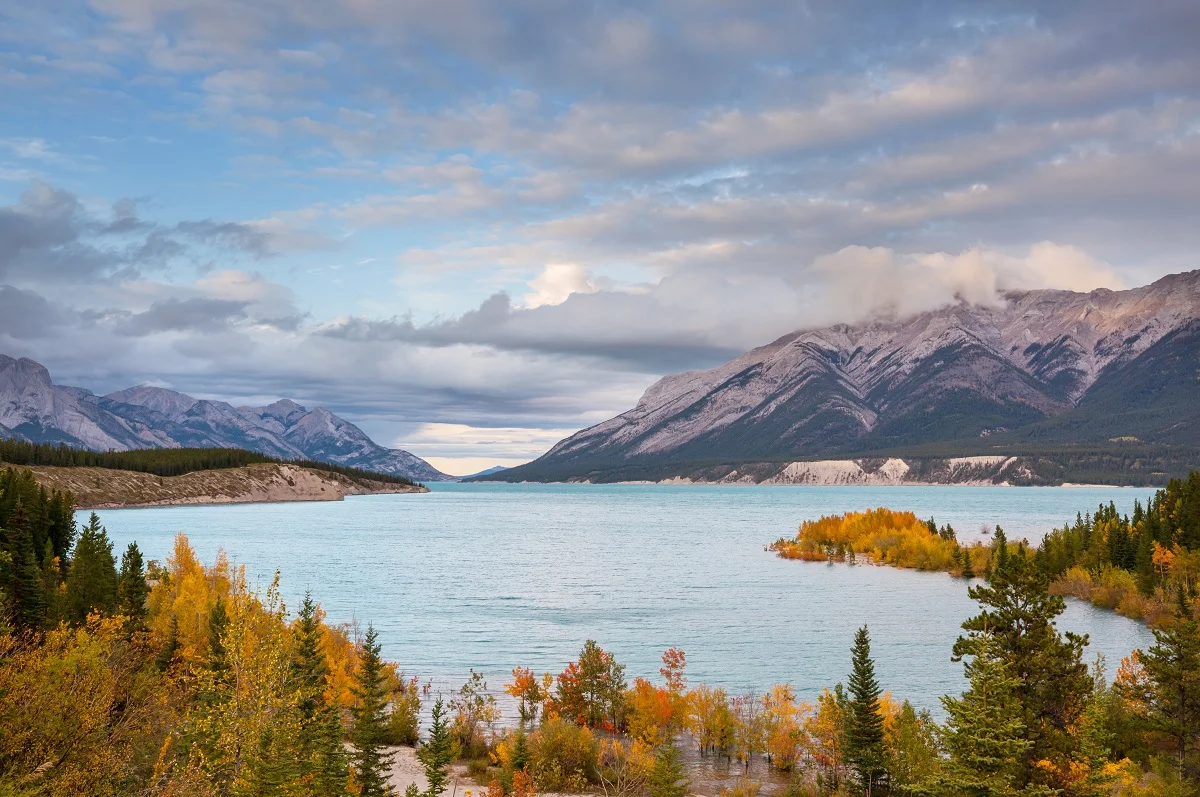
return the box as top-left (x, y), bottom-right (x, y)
top-left (497, 270), bottom-right (1200, 484)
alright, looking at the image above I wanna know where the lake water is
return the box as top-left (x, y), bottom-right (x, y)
top-left (86, 483), bottom-right (1157, 714)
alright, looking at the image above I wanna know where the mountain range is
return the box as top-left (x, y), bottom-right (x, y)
top-left (496, 269), bottom-right (1200, 484)
top-left (0, 356), bottom-right (448, 482)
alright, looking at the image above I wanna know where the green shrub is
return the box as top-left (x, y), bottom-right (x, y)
top-left (528, 717), bottom-right (598, 791)
top-left (382, 685), bottom-right (421, 745)
top-left (466, 757), bottom-right (490, 782)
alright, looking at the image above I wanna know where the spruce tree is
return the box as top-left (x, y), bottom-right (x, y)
top-left (953, 553), bottom-right (1091, 790)
top-left (116, 542), bottom-right (149, 630)
top-left (845, 626), bottom-right (887, 796)
top-left (921, 639), bottom-right (1050, 797)
top-left (157, 614), bottom-right (181, 671)
top-left (647, 742), bottom-right (689, 797)
top-left (511, 727), bottom-right (530, 772)
top-left (65, 513), bottom-right (117, 622)
top-left (1139, 591), bottom-right (1200, 778)
top-left (961, 548), bottom-right (976, 580)
top-left (207, 597), bottom-right (230, 675)
top-left (293, 593), bottom-right (349, 794)
top-left (992, 526), bottom-right (1009, 578)
top-left (350, 624), bottom-right (395, 797)
top-left (3, 502), bottom-right (44, 629)
top-left (419, 697), bottom-right (453, 797)
top-left (39, 539), bottom-right (65, 624)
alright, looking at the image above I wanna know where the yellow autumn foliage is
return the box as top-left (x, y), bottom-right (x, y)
top-left (771, 508), bottom-right (987, 574)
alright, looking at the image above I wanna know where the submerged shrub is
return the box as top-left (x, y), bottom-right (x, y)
top-left (1050, 566), bottom-right (1095, 601)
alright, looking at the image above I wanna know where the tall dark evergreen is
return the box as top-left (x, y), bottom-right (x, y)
top-left (350, 624), bottom-right (395, 797)
top-left (38, 537), bottom-right (69, 625)
top-left (293, 592), bottom-right (349, 794)
top-left (953, 552), bottom-right (1091, 791)
top-left (116, 542), bottom-right (149, 630)
top-left (156, 613), bottom-right (181, 670)
top-left (207, 596), bottom-right (230, 676)
top-left (65, 512), bottom-right (117, 622)
top-left (1137, 593), bottom-right (1200, 779)
top-left (845, 625), bottom-right (887, 796)
top-left (2, 501), bottom-right (45, 629)
top-left (418, 697), bottom-right (453, 797)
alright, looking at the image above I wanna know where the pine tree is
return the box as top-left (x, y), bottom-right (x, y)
top-left (351, 624), bottom-right (395, 797)
top-left (647, 742), bottom-right (690, 797)
top-left (921, 639), bottom-right (1050, 797)
top-left (845, 626), bottom-right (887, 796)
top-left (293, 593), bottom-right (349, 794)
top-left (157, 614), bottom-right (181, 671)
top-left (2, 502), bottom-right (44, 629)
top-left (419, 697), bottom-right (453, 797)
top-left (961, 548), bottom-right (976, 580)
top-left (511, 726), bottom-right (530, 772)
top-left (116, 542), bottom-right (149, 630)
top-left (39, 538), bottom-right (65, 624)
top-left (65, 512), bottom-right (117, 622)
top-left (953, 553), bottom-right (1091, 791)
top-left (992, 526), bottom-right (1009, 578)
top-left (1139, 591), bottom-right (1200, 778)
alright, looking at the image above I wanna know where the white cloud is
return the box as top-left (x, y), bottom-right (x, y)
top-left (523, 262), bottom-right (599, 308)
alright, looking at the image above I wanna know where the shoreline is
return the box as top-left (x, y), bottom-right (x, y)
top-left (472, 479), bottom-right (1137, 488)
top-left (9, 461), bottom-right (428, 510)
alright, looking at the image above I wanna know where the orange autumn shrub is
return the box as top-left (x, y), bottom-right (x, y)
top-left (771, 508), bottom-right (972, 573)
top-left (625, 677), bottom-right (674, 745)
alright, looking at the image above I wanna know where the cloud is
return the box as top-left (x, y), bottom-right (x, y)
top-left (0, 182), bottom-right (277, 283)
top-left (0, 285), bottom-right (64, 339)
top-left (523, 263), bottom-right (600, 308)
top-left (322, 242), bottom-right (1126, 372)
top-left (115, 297), bottom-right (252, 336)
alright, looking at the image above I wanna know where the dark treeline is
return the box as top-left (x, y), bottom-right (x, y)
top-left (775, 472), bottom-right (1200, 627)
top-left (0, 439), bottom-right (420, 487)
top-left (1036, 470), bottom-right (1200, 623)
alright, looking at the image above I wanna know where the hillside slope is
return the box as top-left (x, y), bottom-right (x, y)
top-left (14, 461), bottom-right (427, 509)
top-left (496, 270), bottom-right (1200, 484)
top-left (0, 357), bottom-right (448, 482)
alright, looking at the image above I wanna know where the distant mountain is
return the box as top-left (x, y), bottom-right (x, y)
top-left (497, 269), bottom-right (1200, 484)
top-left (0, 356), bottom-right (449, 482)
top-left (457, 465), bottom-right (511, 480)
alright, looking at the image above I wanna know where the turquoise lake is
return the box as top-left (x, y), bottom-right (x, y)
top-left (86, 483), bottom-right (1157, 713)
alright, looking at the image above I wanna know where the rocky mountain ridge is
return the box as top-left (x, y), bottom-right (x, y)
top-left (0, 356), bottom-right (448, 482)
top-left (496, 269), bottom-right (1200, 484)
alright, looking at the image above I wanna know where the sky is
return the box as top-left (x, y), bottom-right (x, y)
top-left (1, 0), bottom-right (1198, 476)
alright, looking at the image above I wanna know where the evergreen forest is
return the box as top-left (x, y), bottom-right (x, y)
top-left (0, 440), bottom-right (421, 487)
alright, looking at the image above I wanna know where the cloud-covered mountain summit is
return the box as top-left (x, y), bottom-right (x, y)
top-left (498, 269), bottom-right (1200, 482)
top-left (0, 357), bottom-right (448, 482)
